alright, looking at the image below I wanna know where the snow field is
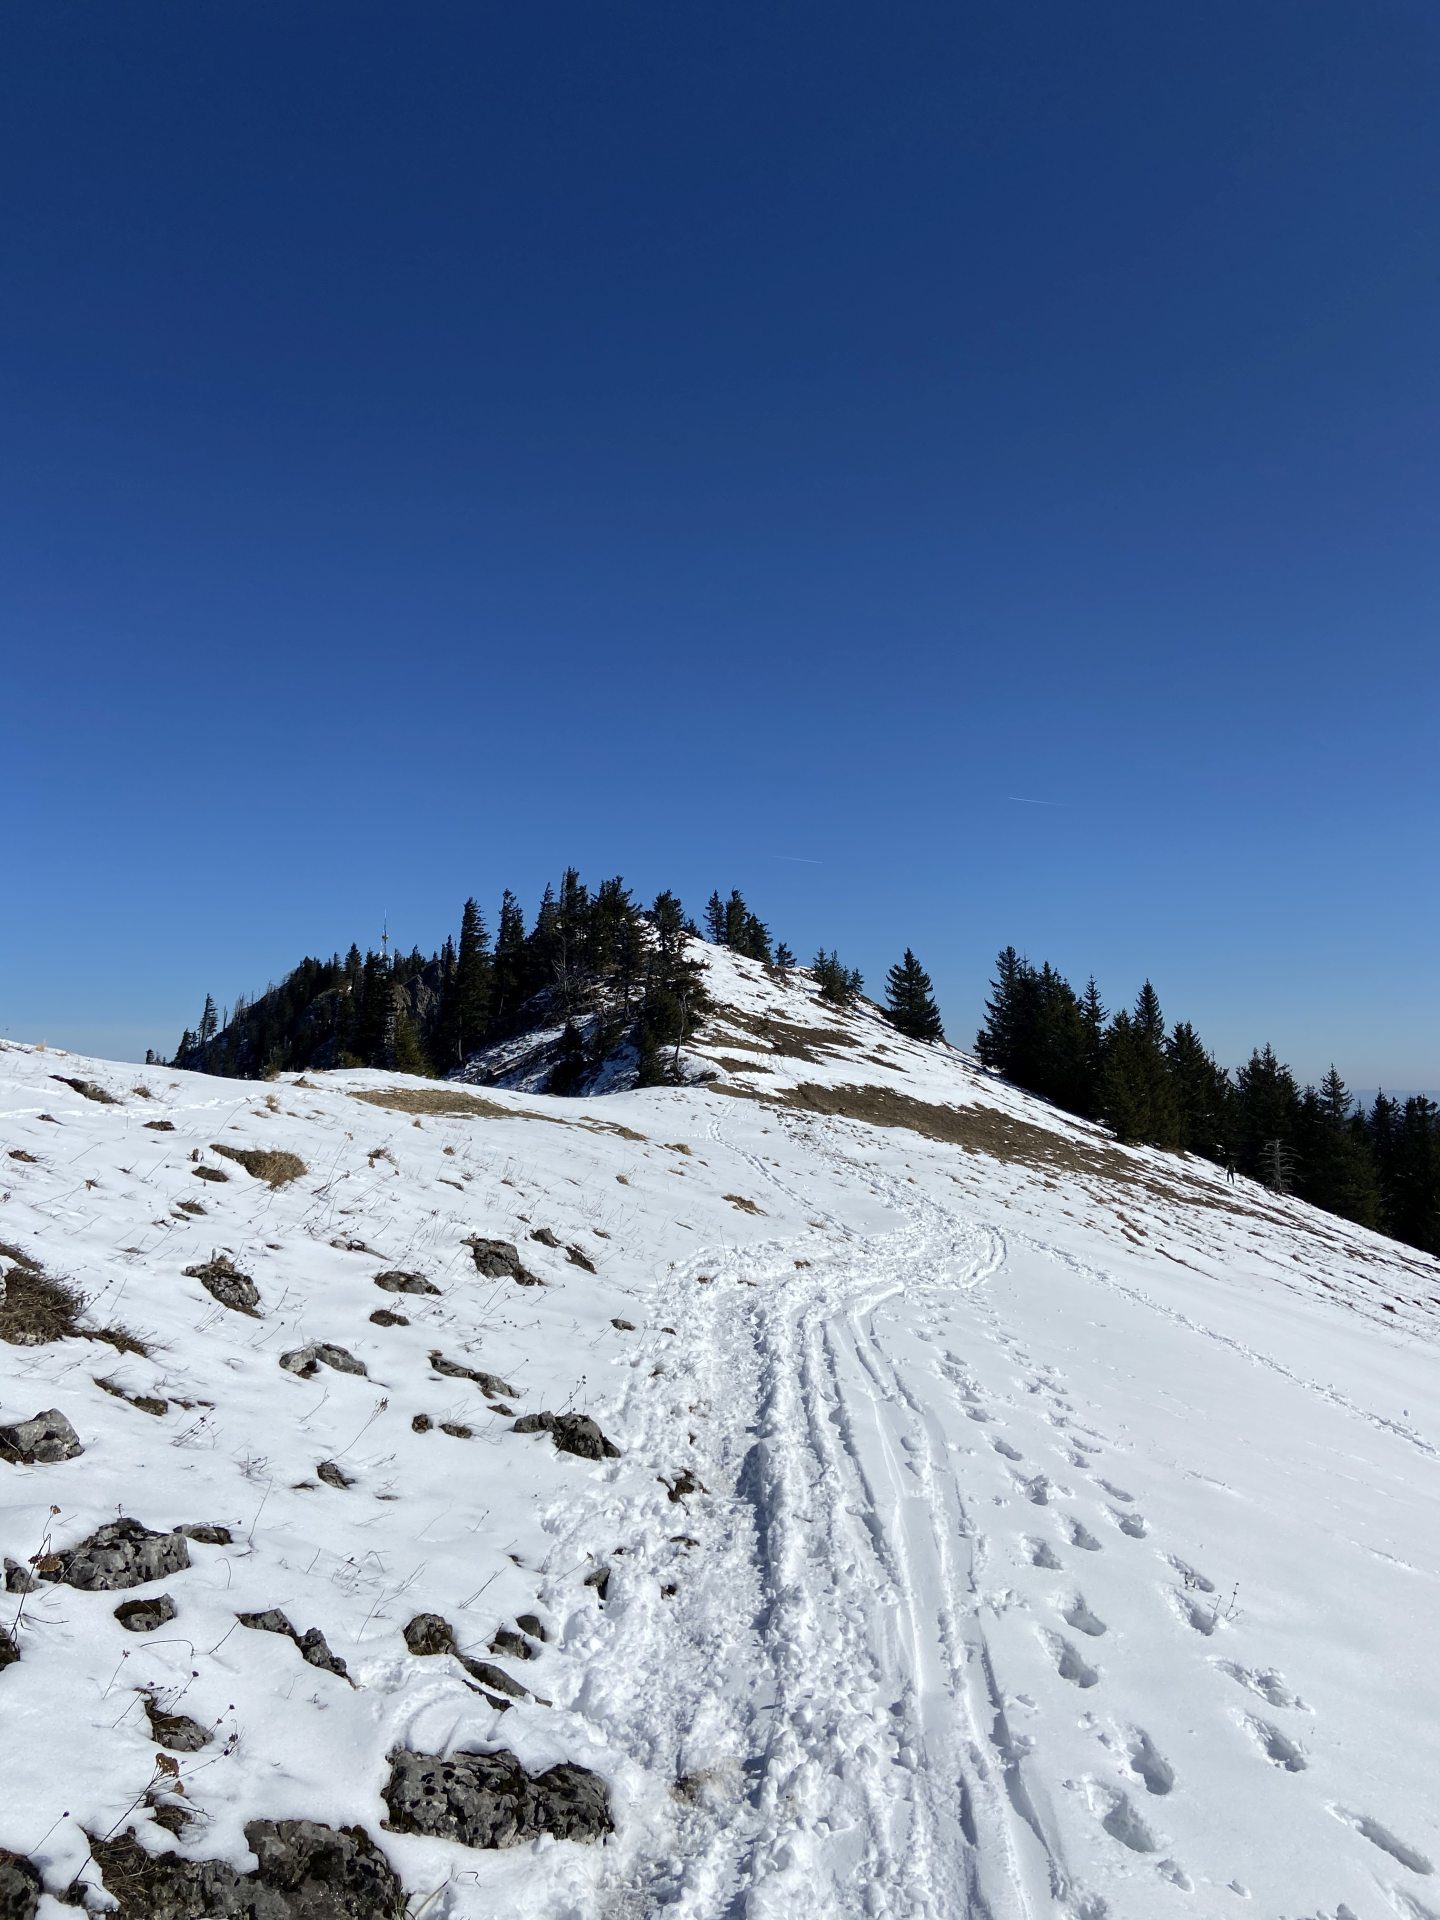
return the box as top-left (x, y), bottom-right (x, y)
top-left (1, 944), bottom-right (1437, 1918)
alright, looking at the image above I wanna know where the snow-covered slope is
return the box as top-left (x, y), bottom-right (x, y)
top-left (1, 946), bottom-right (1437, 1919)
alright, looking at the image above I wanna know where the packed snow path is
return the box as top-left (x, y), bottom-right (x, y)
top-left (2, 951), bottom-right (1437, 1918)
top-left (594, 1101), bottom-right (1440, 1920)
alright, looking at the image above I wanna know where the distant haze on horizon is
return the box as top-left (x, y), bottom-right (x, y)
top-left (3, 4), bottom-right (1437, 1089)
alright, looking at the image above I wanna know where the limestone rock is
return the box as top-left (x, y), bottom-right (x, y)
top-left (512, 1411), bottom-right (620, 1460)
top-left (114, 1593), bottom-right (178, 1632)
top-left (383, 1747), bottom-right (612, 1849)
top-left (0, 1409), bottom-right (83, 1465)
top-left (46, 1519), bottom-right (190, 1592)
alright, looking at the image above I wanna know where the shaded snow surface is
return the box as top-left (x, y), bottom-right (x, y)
top-left (1, 944), bottom-right (1438, 1918)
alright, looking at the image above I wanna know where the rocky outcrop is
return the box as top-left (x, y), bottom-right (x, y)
top-left (184, 1256), bottom-right (261, 1316)
top-left (512, 1412), bottom-right (620, 1459)
top-left (238, 1610), bottom-right (350, 1682)
top-left (401, 1613), bottom-right (528, 1704)
top-left (0, 1409), bottom-right (83, 1464)
top-left (382, 1747), bottom-right (612, 1849)
top-left (279, 1344), bottom-right (366, 1379)
top-left (44, 1519), bottom-right (190, 1591)
top-left (86, 1819), bottom-right (404, 1919)
top-left (465, 1238), bottom-right (540, 1285)
top-left (429, 1352), bottom-right (519, 1399)
top-left (0, 1849), bottom-right (40, 1920)
top-left (373, 1270), bottom-right (439, 1295)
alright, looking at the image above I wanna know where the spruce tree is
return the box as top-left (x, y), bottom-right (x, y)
top-left (450, 897), bottom-right (493, 1062)
top-left (704, 892), bottom-right (727, 943)
top-left (976, 948), bottom-right (1026, 1074)
top-left (883, 949), bottom-right (944, 1041)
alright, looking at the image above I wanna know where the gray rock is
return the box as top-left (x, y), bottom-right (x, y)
top-left (528, 1227), bottom-right (561, 1248)
top-left (46, 1519), bottom-right (190, 1592)
top-left (176, 1522), bottom-right (233, 1545)
top-left (114, 1593), bottom-right (177, 1632)
top-left (488, 1627), bottom-right (534, 1662)
top-left (183, 1256), bottom-right (261, 1317)
top-left (429, 1353), bottom-right (519, 1400)
top-left (0, 1409), bottom-right (83, 1465)
top-left (512, 1411), bottom-right (620, 1460)
top-left (401, 1614), bottom-right (527, 1700)
top-left (3, 1560), bottom-right (36, 1594)
top-left (86, 1820), bottom-right (404, 1919)
top-left (565, 1244), bottom-right (597, 1273)
top-left (0, 1849), bottom-right (40, 1920)
top-left (383, 1747), bottom-right (612, 1849)
top-left (515, 1612), bottom-right (548, 1642)
top-left (402, 1612), bottom-right (455, 1657)
top-left (0, 1627), bottom-right (17, 1671)
top-left (316, 1461), bottom-right (353, 1489)
top-left (143, 1693), bottom-right (210, 1753)
top-left (279, 1344), bottom-right (366, 1379)
top-left (238, 1610), bottom-right (351, 1682)
top-left (465, 1238), bottom-right (540, 1284)
top-left (373, 1270), bottom-right (440, 1295)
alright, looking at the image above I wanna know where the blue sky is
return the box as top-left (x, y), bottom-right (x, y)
top-left (3, 3), bottom-right (1437, 1089)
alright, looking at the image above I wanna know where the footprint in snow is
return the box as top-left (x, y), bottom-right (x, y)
top-left (1065, 1518), bottom-right (1103, 1552)
top-left (1021, 1473), bottom-right (1061, 1507)
top-left (1112, 1509), bottom-right (1148, 1539)
top-left (1095, 1478), bottom-right (1134, 1502)
top-left (1213, 1660), bottom-right (1309, 1711)
top-left (1125, 1728), bottom-right (1175, 1795)
top-left (1168, 1590), bottom-right (1221, 1637)
top-left (1329, 1808), bottom-right (1434, 1877)
top-left (1061, 1594), bottom-right (1107, 1638)
top-left (1241, 1715), bottom-right (1307, 1773)
top-left (1042, 1630), bottom-right (1099, 1688)
top-left (1086, 1781), bottom-right (1156, 1852)
top-left (992, 1438), bottom-right (1024, 1462)
top-left (1025, 1536), bottom-right (1063, 1571)
top-left (1166, 1555), bottom-right (1215, 1595)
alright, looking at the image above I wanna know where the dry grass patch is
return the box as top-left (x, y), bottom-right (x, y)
top-left (49, 1074), bottom-right (118, 1105)
top-left (709, 1008), bottom-right (862, 1064)
top-left (210, 1144), bottom-right (308, 1187)
top-left (349, 1086), bottom-right (648, 1142)
top-left (352, 1086), bottom-right (509, 1117)
top-left (0, 1241), bottom-right (146, 1354)
top-left (723, 1193), bottom-right (765, 1215)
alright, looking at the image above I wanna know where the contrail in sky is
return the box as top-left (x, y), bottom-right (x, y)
top-left (1007, 796), bottom-right (1064, 807)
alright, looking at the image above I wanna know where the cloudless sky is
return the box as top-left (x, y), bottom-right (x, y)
top-left (3, 2), bottom-right (1437, 1087)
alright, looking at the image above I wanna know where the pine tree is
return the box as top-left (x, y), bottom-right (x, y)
top-left (883, 949), bottom-right (944, 1041)
top-left (198, 994), bottom-right (219, 1047)
top-left (450, 897), bottom-right (493, 1062)
top-left (704, 892), bottom-right (727, 944)
top-left (492, 889), bottom-right (527, 1023)
top-left (774, 942), bottom-right (796, 979)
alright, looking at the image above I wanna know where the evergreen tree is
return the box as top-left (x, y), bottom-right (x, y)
top-left (1234, 1045), bottom-right (1300, 1176)
top-left (883, 949), bottom-right (945, 1041)
top-left (774, 942), bottom-right (796, 979)
top-left (492, 889), bottom-right (527, 1023)
top-left (449, 897), bottom-right (493, 1063)
top-left (1166, 1021), bottom-right (1230, 1158)
top-left (198, 994), bottom-right (219, 1047)
top-left (976, 947), bottom-right (1026, 1074)
top-left (704, 891), bottom-right (727, 944)
top-left (813, 950), bottom-right (863, 1007)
